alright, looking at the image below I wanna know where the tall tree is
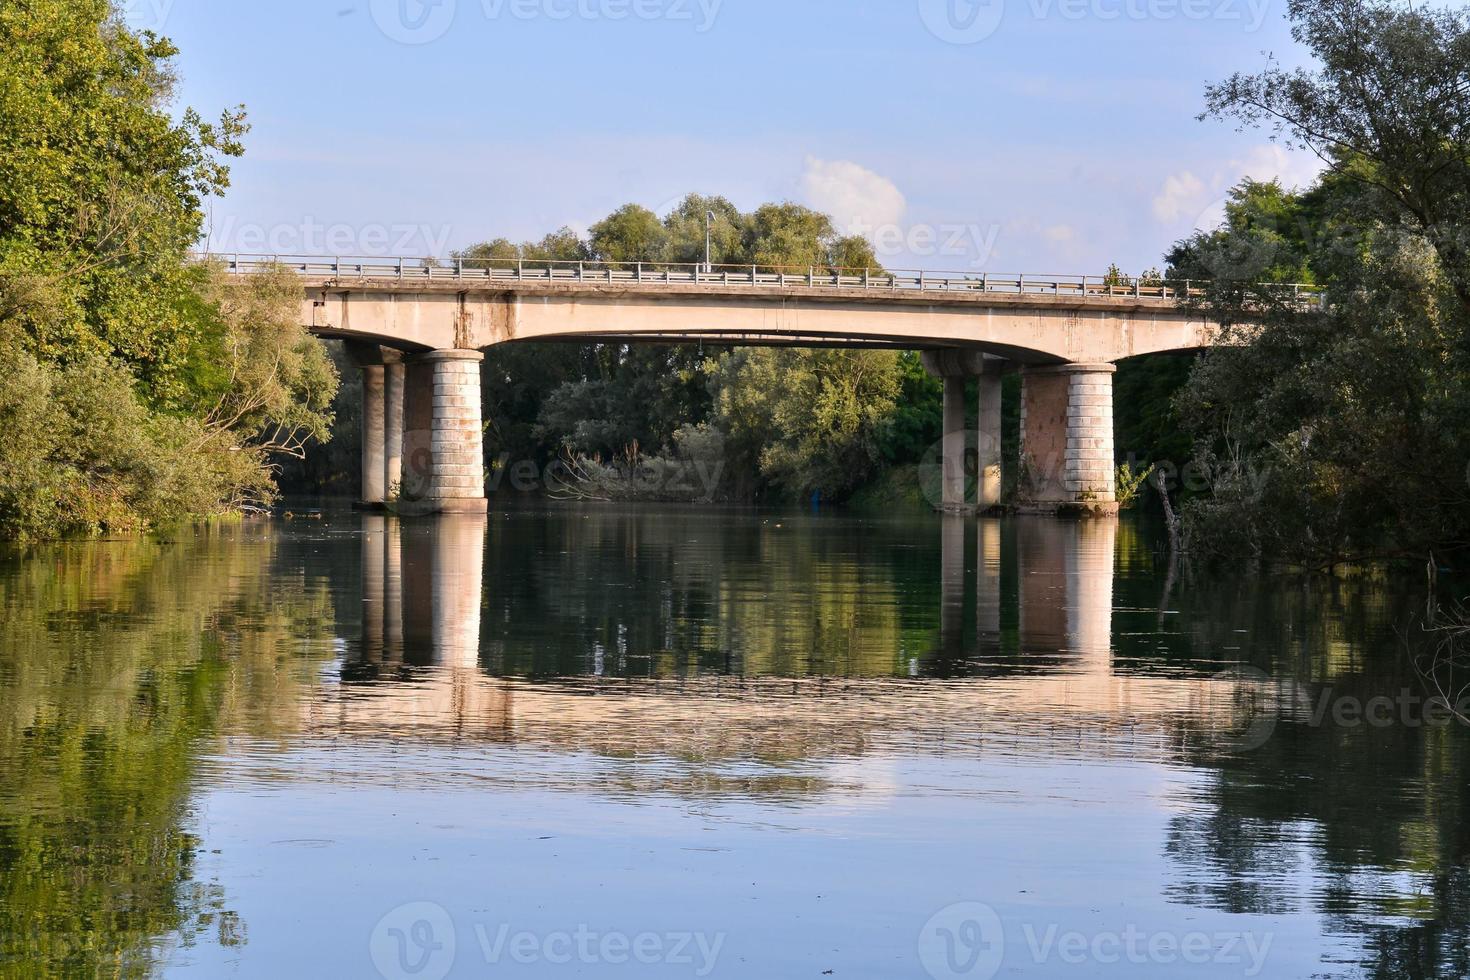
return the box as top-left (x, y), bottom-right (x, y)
top-left (1174, 0), bottom-right (1470, 562)
top-left (0, 2), bottom-right (337, 538)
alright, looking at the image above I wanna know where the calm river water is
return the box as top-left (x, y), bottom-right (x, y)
top-left (1, 506), bottom-right (1466, 978)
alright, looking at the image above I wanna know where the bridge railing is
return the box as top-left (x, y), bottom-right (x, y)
top-left (200, 253), bottom-right (1325, 305)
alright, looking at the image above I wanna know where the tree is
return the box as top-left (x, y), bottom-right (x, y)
top-left (1172, 0), bottom-right (1470, 562)
top-left (0, 2), bottom-right (336, 538)
top-left (0, 0), bottom-right (246, 397)
top-left (1200, 0), bottom-right (1470, 310)
top-left (709, 347), bottom-right (903, 500)
top-left (745, 203), bottom-right (870, 271)
top-left (589, 204), bottom-right (668, 264)
top-left (663, 194), bottom-right (744, 266)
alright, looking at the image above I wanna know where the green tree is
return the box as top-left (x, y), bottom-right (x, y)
top-left (709, 347), bottom-right (903, 500)
top-left (1173, 0), bottom-right (1470, 563)
top-left (663, 194), bottom-right (745, 266)
top-left (745, 203), bottom-right (874, 271)
top-left (0, 0), bottom-right (246, 396)
top-left (0, 2), bottom-right (336, 538)
top-left (589, 204), bottom-right (668, 264)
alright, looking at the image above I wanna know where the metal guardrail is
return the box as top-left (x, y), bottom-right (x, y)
top-left (200, 253), bottom-right (1325, 304)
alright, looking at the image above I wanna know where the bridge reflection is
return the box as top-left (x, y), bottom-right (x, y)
top-left (314, 512), bottom-right (1254, 758)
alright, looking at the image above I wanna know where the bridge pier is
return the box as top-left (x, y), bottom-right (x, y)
top-left (976, 364), bottom-right (1003, 510)
top-left (384, 357), bottom-right (405, 500)
top-left (400, 350), bottom-right (488, 515)
top-left (941, 375), bottom-right (969, 513)
top-left (360, 364), bottom-right (388, 508)
top-left (922, 351), bottom-right (1006, 513)
top-left (1019, 363), bottom-right (1116, 514)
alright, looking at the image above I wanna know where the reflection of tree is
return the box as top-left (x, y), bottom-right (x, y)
top-left (480, 508), bottom-right (946, 678)
top-left (0, 531), bottom-right (334, 977)
top-left (1157, 575), bottom-right (1470, 980)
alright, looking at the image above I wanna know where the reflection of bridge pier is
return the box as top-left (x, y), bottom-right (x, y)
top-left (977, 518), bottom-right (1002, 645)
top-left (324, 511), bottom-right (1275, 769)
top-left (360, 514), bottom-right (388, 663)
top-left (940, 516), bottom-right (1116, 666)
top-left (1017, 517), bottom-right (1116, 668)
top-left (359, 514), bottom-right (488, 670)
top-left (334, 512), bottom-right (508, 735)
top-left (940, 515), bottom-right (968, 655)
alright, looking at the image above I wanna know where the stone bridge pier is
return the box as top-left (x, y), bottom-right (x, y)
top-left (348, 343), bottom-right (487, 514)
top-left (1019, 364), bottom-right (1116, 514)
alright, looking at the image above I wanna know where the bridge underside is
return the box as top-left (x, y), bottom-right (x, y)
top-left (318, 280), bottom-right (1210, 515)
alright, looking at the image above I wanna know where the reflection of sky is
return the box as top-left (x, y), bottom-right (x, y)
top-left (175, 743), bottom-right (1348, 978)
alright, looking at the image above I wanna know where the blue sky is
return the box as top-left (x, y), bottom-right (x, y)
top-left (126, 0), bottom-right (1323, 273)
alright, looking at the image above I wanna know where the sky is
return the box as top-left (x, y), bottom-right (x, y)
top-left (124, 0), bottom-right (1326, 274)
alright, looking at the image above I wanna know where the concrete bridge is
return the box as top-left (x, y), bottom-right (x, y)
top-left (217, 255), bottom-right (1313, 514)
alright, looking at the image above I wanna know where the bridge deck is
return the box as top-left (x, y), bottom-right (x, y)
top-left (211, 253), bottom-right (1322, 311)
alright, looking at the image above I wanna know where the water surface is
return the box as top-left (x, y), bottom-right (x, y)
top-left (1, 506), bottom-right (1465, 978)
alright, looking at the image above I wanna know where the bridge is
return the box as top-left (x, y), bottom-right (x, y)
top-left (215, 254), bottom-right (1315, 515)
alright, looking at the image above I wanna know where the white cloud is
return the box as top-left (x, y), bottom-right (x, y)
top-left (800, 157), bottom-right (907, 235)
top-left (1234, 144), bottom-right (1322, 192)
top-left (1152, 171), bottom-right (1208, 224)
top-left (1153, 144), bottom-right (1325, 232)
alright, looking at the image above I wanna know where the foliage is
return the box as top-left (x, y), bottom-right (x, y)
top-left (551, 425), bottom-right (729, 504)
top-left (1114, 461), bottom-right (1155, 510)
top-left (1172, 0), bottom-right (1470, 563)
top-left (589, 204), bottom-right (668, 263)
top-left (0, 3), bottom-right (336, 538)
top-left (874, 351), bottom-right (944, 466)
top-left (0, 0), bottom-right (246, 394)
top-left (707, 347), bottom-right (902, 500)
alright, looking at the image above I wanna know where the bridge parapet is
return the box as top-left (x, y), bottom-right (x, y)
top-left (206, 252), bottom-right (1323, 307)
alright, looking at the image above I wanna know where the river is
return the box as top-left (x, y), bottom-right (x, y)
top-left (0, 505), bottom-right (1465, 978)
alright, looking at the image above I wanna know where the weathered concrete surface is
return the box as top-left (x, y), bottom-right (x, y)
top-left (977, 367), bottom-right (1003, 509)
top-left (397, 350), bottom-right (487, 515)
top-left (1020, 364), bottom-right (1117, 512)
top-left (301, 278), bottom-right (1215, 364)
top-left (922, 350), bottom-right (1007, 513)
top-left (384, 360), bottom-right (405, 499)
top-left (359, 365), bottom-right (387, 506)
